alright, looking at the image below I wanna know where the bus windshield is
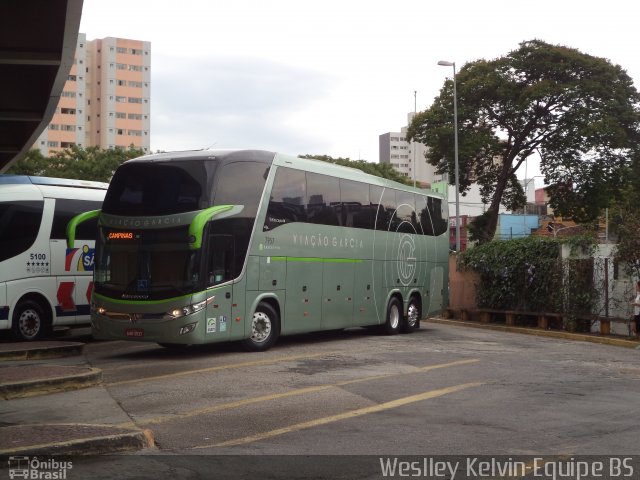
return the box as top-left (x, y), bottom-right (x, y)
top-left (102, 160), bottom-right (217, 216)
top-left (95, 226), bottom-right (202, 300)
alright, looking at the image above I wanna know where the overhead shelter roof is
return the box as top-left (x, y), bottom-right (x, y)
top-left (0, 0), bottom-right (84, 173)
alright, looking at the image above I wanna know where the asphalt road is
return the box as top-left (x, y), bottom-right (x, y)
top-left (83, 322), bottom-right (640, 454)
top-left (4, 322), bottom-right (640, 479)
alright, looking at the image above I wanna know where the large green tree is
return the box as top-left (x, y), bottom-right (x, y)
top-left (612, 155), bottom-right (640, 278)
top-left (7, 145), bottom-right (145, 182)
top-left (407, 39), bottom-right (640, 243)
top-left (298, 154), bottom-right (411, 185)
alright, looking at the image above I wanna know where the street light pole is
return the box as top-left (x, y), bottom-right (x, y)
top-left (438, 60), bottom-right (460, 251)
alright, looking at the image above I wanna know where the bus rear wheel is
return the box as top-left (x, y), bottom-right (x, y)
top-left (401, 297), bottom-right (421, 333)
top-left (12, 299), bottom-right (50, 341)
top-left (241, 302), bottom-right (280, 352)
top-left (382, 297), bottom-right (402, 335)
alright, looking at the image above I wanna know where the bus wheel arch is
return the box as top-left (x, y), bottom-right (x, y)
top-left (382, 294), bottom-right (403, 335)
top-left (402, 293), bottom-right (422, 333)
top-left (241, 299), bottom-right (281, 352)
top-left (11, 294), bottom-right (53, 341)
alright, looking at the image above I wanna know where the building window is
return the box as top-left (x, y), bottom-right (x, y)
top-left (115, 96), bottom-right (127, 103)
top-left (61, 142), bottom-right (75, 148)
top-left (116, 63), bottom-right (127, 70)
top-left (128, 97), bottom-right (142, 104)
top-left (48, 141), bottom-right (59, 147)
top-left (60, 108), bottom-right (76, 115)
top-left (116, 129), bottom-right (124, 135)
top-left (117, 47), bottom-right (127, 54)
top-left (49, 124), bottom-right (59, 130)
top-left (127, 113), bottom-right (142, 120)
top-left (128, 130), bottom-right (142, 136)
top-left (116, 112), bottom-right (126, 119)
top-left (128, 65), bottom-right (143, 72)
top-left (68, 75), bottom-right (76, 81)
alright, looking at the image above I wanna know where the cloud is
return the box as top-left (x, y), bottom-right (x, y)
top-left (150, 54), bottom-right (336, 154)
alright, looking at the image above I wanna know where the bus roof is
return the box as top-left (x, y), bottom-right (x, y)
top-left (0, 175), bottom-right (109, 190)
top-left (122, 149), bottom-right (443, 198)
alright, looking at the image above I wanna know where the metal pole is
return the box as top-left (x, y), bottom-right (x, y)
top-left (438, 60), bottom-right (460, 251)
top-left (413, 90), bottom-right (417, 188)
top-left (452, 64), bottom-right (460, 252)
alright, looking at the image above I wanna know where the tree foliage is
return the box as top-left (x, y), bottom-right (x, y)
top-left (408, 39), bottom-right (640, 243)
top-left (612, 156), bottom-right (640, 278)
top-left (298, 154), bottom-right (411, 185)
top-left (7, 146), bottom-right (146, 182)
top-left (458, 236), bottom-right (598, 325)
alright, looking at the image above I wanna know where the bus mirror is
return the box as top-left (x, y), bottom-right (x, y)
top-left (66, 209), bottom-right (101, 248)
top-left (188, 204), bottom-right (244, 250)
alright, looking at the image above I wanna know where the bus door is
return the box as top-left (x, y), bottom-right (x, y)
top-left (204, 234), bottom-right (234, 339)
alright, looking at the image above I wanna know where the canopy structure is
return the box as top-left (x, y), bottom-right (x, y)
top-left (0, 0), bottom-right (84, 173)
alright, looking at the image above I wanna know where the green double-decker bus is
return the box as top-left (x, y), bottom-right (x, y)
top-left (79, 150), bottom-right (449, 351)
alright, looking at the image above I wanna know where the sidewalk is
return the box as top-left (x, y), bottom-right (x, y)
top-left (0, 340), bottom-right (154, 455)
top-left (429, 317), bottom-right (640, 349)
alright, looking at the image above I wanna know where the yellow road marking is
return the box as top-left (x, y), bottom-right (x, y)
top-left (194, 381), bottom-right (485, 448)
top-left (120, 358), bottom-right (479, 428)
top-left (106, 351), bottom-right (335, 387)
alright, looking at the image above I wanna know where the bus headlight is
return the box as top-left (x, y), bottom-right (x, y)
top-left (167, 297), bottom-right (213, 319)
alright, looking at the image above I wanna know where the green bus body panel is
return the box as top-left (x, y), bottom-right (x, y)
top-left (188, 204), bottom-right (235, 249)
top-left (66, 209), bottom-right (101, 249)
top-left (91, 150), bottom-right (449, 345)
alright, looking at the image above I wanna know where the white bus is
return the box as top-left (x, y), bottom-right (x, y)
top-left (0, 175), bottom-right (107, 341)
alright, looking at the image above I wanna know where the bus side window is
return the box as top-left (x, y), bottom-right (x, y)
top-left (207, 234), bottom-right (234, 285)
top-left (0, 200), bottom-right (44, 262)
top-left (51, 199), bottom-right (103, 240)
top-left (264, 167), bottom-right (306, 231)
top-left (306, 172), bottom-right (341, 227)
top-left (340, 179), bottom-right (370, 229)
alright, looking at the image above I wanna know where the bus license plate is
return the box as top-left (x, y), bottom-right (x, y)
top-left (125, 328), bottom-right (144, 338)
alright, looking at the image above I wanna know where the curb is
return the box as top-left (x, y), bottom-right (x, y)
top-left (0, 366), bottom-right (103, 400)
top-left (0, 342), bottom-right (84, 361)
top-left (0, 424), bottom-right (155, 456)
top-left (428, 317), bottom-right (640, 349)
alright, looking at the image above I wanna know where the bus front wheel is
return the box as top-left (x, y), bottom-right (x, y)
top-left (12, 299), bottom-right (51, 341)
top-left (382, 297), bottom-right (402, 335)
top-left (241, 302), bottom-right (280, 352)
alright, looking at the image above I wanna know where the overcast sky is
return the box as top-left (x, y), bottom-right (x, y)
top-left (80, 0), bottom-right (640, 180)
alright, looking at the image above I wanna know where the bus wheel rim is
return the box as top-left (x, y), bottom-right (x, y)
top-left (407, 304), bottom-right (419, 327)
top-left (251, 311), bottom-right (272, 343)
top-left (19, 309), bottom-right (41, 339)
top-left (390, 304), bottom-right (400, 329)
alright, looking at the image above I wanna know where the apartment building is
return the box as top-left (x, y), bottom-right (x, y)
top-left (34, 34), bottom-right (151, 155)
top-left (378, 112), bottom-right (439, 187)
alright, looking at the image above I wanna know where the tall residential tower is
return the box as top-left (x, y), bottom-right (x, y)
top-left (34, 34), bottom-right (151, 155)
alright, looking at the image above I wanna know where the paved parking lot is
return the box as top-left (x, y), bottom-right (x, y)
top-left (2, 321), bottom-right (639, 478)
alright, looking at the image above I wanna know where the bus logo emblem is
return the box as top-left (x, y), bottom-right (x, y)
top-left (397, 234), bottom-right (416, 286)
